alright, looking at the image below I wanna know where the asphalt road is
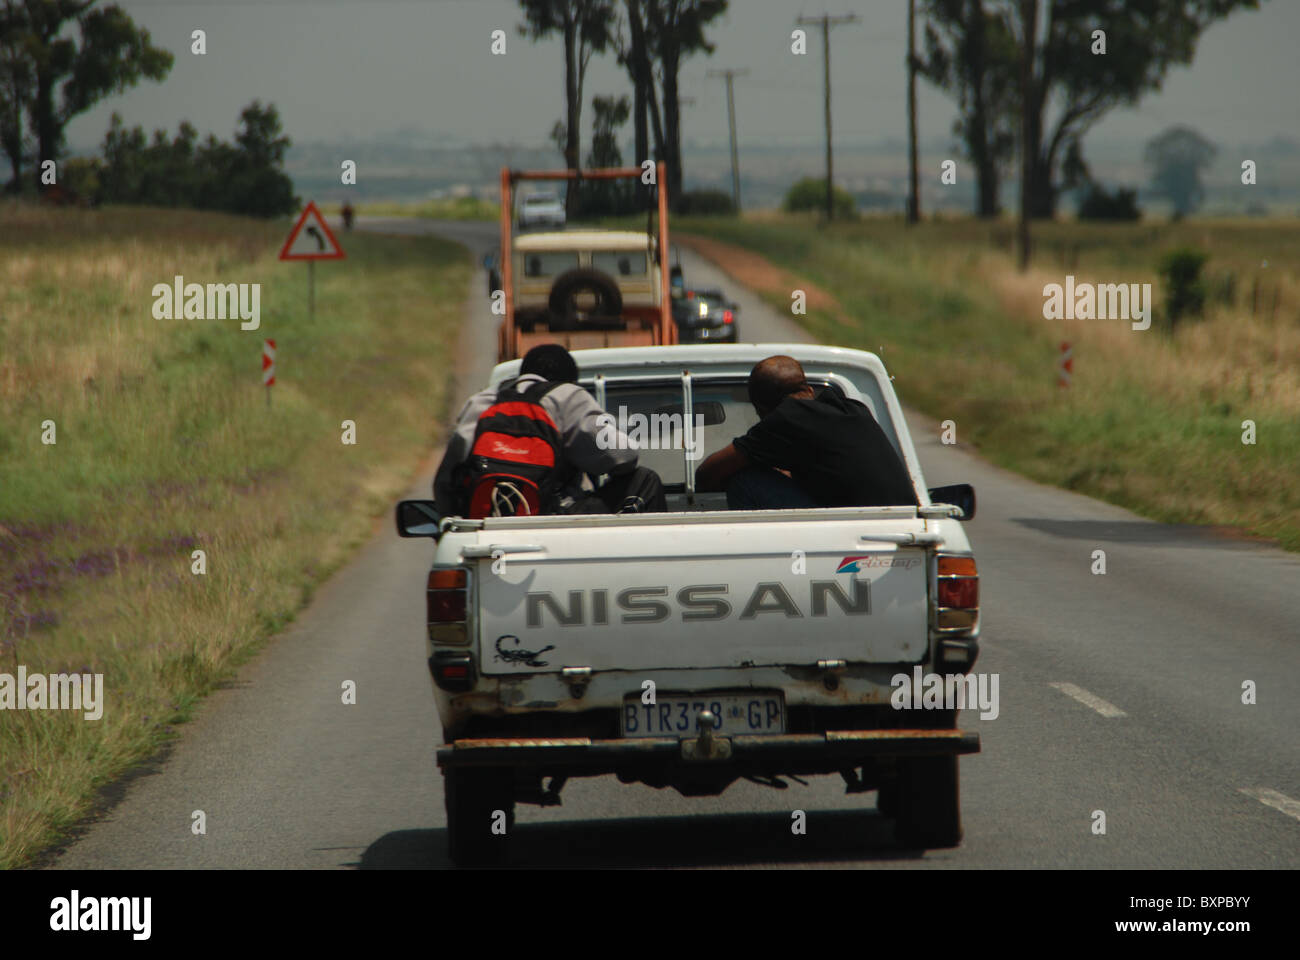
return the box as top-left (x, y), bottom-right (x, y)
top-left (51, 219), bottom-right (1299, 869)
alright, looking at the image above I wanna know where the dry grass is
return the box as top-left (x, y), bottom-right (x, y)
top-left (677, 213), bottom-right (1300, 550)
top-left (0, 201), bottom-right (469, 867)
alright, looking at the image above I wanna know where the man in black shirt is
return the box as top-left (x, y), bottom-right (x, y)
top-left (695, 355), bottom-right (917, 510)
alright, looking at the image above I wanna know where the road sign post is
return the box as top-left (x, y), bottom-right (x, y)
top-left (279, 200), bottom-right (344, 329)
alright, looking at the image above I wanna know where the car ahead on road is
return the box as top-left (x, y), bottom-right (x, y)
top-left (672, 287), bottom-right (739, 343)
top-left (517, 190), bottom-right (566, 230)
top-left (396, 343), bottom-right (981, 866)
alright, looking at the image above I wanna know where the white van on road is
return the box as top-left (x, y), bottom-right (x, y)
top-left (517, 190), bottom-right (566, 230)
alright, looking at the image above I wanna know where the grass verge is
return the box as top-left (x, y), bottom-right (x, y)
top-left (674, 214), bottom-right (1300, 551)
top-left (355, 196), bottom-right (499, 221)
top-left (0, 202), bottom-right (468, 867)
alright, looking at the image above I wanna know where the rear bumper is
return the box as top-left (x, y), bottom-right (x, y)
top-left (437, 728), bottom-right (980, 774)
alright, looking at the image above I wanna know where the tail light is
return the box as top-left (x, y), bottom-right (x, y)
top-left (935, 554), bottom-right (978, 633)
top-left (723, 309), bottom-right (734, 324)
top-left (428, 567), bottom-right (469, 644)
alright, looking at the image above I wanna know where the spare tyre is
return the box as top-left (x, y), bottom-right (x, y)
top-left (547, 268), bottom-right (624, 331)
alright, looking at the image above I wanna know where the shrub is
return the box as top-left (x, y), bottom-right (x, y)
top-left (677, 189), bottom-right (735, 215)
top-left (783, 177), bottom-right (855, 218)
top-left (1157, 247), bottom-right (1209, 331)
top-left (1077, 184), bottom-right (1141, 221)
top-left (570, 180), bottom-right (640, 218)
top-left (61, 158), bottom-right (103, 205)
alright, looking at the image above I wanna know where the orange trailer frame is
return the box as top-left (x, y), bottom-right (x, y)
top-left (497, 166), bottom-right (677, 362)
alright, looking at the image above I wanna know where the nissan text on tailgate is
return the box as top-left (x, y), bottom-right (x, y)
top-left (396, 344), bottom-right (981, 865)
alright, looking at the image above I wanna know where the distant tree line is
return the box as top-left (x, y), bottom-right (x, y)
top-left (92, 102), bottom-right (298, 217)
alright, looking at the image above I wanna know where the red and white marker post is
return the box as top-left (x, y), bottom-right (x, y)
top-left (1057, 340), bottom-right (1073, 389)
top-left (263, 339), bottom-right (276, 406)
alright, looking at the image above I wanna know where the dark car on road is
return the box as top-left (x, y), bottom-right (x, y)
top-left (672, 288), bottom-right (739, 343)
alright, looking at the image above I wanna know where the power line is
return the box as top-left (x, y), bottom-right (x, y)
top-left (707, 68), bottom-right (748, 212)
top-left (796, 12), bottom-right (859, 220)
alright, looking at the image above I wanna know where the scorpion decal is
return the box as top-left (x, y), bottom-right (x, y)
top-left (494, 634), bottom-right (556, 668)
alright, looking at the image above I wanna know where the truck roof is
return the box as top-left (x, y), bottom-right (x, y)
top-left (487, 343), bottom-right (888, 386)
top-left (513, 229), bottom-right (654, 252)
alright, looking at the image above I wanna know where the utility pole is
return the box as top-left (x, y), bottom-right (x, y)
top-left (708, 68), bottom-right (748, 212)
top-left (797, 12), bottom-right (859, 221)
top-left (906, 0), bottom-right (920, 224)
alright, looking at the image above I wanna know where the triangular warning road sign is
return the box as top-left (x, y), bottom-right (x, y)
top-left (279, 201), bottom-right (346, 261)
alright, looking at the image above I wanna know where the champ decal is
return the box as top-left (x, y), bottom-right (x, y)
top-left (836, 555), bottom-right (922, 573)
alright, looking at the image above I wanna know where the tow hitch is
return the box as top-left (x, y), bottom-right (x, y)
top-left (681, 710), bottom-right (732, 762)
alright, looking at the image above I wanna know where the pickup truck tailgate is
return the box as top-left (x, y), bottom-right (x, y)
top-left (473, 516), bottom-right (930, 674)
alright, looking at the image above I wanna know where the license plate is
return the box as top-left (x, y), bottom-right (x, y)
top-left (621, 692), bottom-right (786, 738)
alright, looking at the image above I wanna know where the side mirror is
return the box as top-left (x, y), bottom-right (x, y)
top-left (396, 499), bottom-right (443, 538)
top-left (927, 483), bottom-right (976, 521)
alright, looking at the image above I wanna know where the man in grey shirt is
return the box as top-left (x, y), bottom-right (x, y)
top-left (433, 344), bottom-right (666, 516)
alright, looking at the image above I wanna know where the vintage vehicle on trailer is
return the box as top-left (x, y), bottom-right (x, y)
top-left (490, 167), bottom-right (678, 363)
top-left (396, 343), bottom-right (983, 866)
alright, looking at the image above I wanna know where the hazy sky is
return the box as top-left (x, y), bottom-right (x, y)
top-left (67, 0), bottom-right (1300, 153)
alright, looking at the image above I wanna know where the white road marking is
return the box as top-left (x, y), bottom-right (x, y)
top-left (1048, 682), bottom-right (1127, 718)
top-left (1239, 787), bottom-right (1300, 822)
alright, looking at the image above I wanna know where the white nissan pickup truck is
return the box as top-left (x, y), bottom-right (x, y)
top-left (396, 343), bottom-right (982, 865)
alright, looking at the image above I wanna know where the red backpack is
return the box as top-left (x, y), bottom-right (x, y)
top-left (459, 379), bottom-right (565, 518)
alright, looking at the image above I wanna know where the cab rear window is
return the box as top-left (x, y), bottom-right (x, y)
top-left (523, 252), bottom-right (579, 277)
top-left (587, 376), bottom-right (903, 491)
top-left (598, 381), bottom-right (756, 487)
top-left (592, 251), bottom-right (648, 277)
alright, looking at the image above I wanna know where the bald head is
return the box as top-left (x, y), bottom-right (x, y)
top-left (748, 355), bottom-right (814, 417)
